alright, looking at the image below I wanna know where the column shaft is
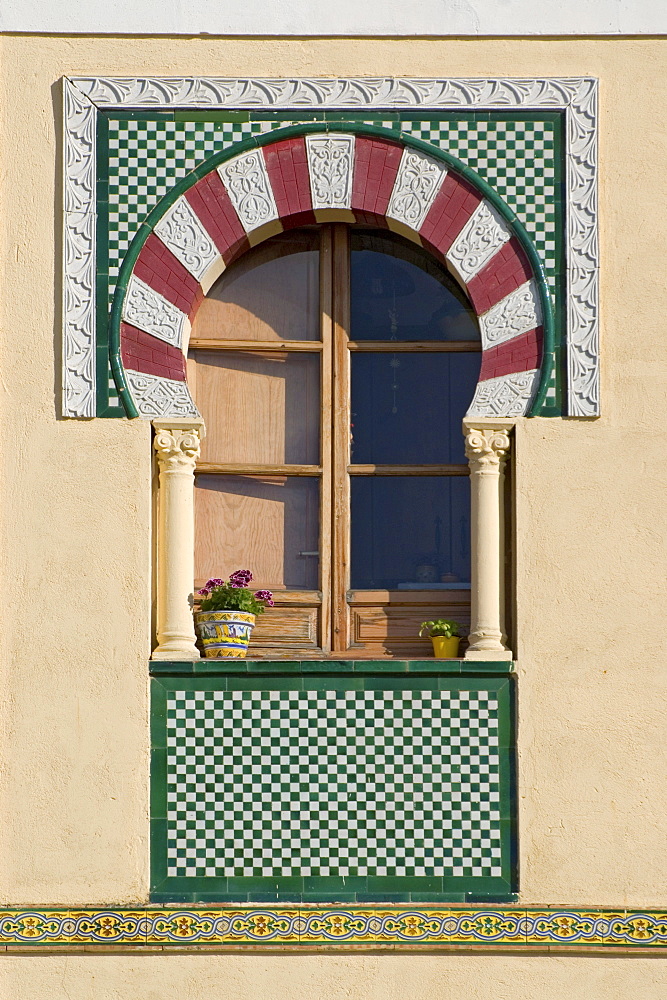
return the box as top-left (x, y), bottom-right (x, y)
top-left (152, 419), bottom-right (205, 660)
top-left (464, 422), bottom-right (512, 660)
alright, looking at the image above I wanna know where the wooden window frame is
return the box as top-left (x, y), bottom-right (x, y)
top-left (189, 222), bottom-right (479, 657)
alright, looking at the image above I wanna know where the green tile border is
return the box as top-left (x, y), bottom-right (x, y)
top-left (149, 659), bottom-right (515, 676)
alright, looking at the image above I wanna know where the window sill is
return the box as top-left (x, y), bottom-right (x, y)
top-left (149, 657), bottom-right (514, 675)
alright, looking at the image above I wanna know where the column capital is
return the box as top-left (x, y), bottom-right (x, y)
top-left (152, 419), bottom-right (205, 473)
top-left (463, 422), bottom-right (511, 473)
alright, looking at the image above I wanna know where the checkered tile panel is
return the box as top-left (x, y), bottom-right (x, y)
top-left (165, 687), bottom-right (503, 879)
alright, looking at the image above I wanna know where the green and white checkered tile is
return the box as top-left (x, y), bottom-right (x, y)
top-left (381, 118), bottom-right (557, 299)
top-left (107, 119), bottom-right (281, 302)
top-left (166, 687), bottom-right (502, 879)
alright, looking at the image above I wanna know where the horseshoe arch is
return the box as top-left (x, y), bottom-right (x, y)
top-left (109, 123), bottom-right (553, 421)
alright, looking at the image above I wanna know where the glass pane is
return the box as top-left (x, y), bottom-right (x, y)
top-left (351, 477), bottom-right (470, 589)
top-left (351, 353), bottom-right (480, 464)
top-left (197, 350), bottom-right (320, 465)
top-left (351, 230), bottom-right (480, 342)
top-left (195, 475), bottom-right (319, 590)
top-left (192, 229), bottom-right (319, 342)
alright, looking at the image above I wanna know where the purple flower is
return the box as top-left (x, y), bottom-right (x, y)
top-left (205, 578), bottom-right (226, 590)
top-left (197, 588), bottom-right (210, 597)
top-left (230, 569), bottom-right (253, 587)
top-left (254, 589), bottom-right (274, 607)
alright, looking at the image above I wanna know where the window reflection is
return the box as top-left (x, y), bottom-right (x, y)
top-left (351, 477), bottom-right (471, 590)
top-left (194, 230), bottom-right (320, 342)
top-left (351, 231), bottom-right (480, 342)
top-left (351, 353), bottom-right (480, 464)
top-left (195, 475), bottom-right (319, 591)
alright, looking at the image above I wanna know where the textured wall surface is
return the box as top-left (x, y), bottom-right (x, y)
top-left (2, 953), bottom-right (667, 1000)
top-left (1, 0), bottom-right (666, 35)
top-left (1, 30), bottom-right (667, 994)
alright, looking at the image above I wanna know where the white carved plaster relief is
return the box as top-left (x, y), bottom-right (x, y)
top-left (64, 77), bottom-right (598, 418)
top-left (305, 133), bottom-right (355, 210)
top-left (154, 197), bottom-right (220, 283)
top-left (565, 80), bottom-right (599, 416)
top-left (62, 80), bottom-right (97, 417)
top-left (123, 275), bottom-right (188, 350)
top-left (125, 370), bottom-right (200, 419)
top-left (446, 200), bottom-right (512, 285)
top-left (466, 370), bottom-right (540, 418)
top-left (478, 280), bottom-right (542, 351)
top-left (387, 148), bottom-right (447, 231)
top-left (217, 150), bottom-right (278, 234)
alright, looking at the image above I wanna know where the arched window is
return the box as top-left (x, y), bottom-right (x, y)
top-left (188, 223), bottom-right (482, 657)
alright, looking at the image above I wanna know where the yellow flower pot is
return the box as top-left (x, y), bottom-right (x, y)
top-left (431, 635), bottom-right (460, 659)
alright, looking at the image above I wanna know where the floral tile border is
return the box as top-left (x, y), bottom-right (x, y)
top-left (2, 908), bottom-right (666, 949)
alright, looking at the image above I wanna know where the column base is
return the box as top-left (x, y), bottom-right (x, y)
top-left (465, 648), bottom-right (513, 661)
top-left (152, 647), bottom-right (201, 661)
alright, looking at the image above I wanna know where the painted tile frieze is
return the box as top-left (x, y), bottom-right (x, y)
top-left (2, 908), bottom-right (666, 949)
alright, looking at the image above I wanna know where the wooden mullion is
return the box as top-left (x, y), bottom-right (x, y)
top-left (331, 223), bottom-right (351, 652)
top-left (348, 464), bottom-right (469, 476)
top-left (319, 226), bottom-right (333, 653)
top-left (348, 341), bottom-right (481, 352)
top-left (189, 339), bottom-right (323, 352)
top-left (195, 463), bottom-right (321, 476)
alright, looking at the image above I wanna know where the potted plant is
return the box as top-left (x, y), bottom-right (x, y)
top-left (194, 570), bottom-right (273, 659)
top-left (419, 619), bottom-right (461, 659)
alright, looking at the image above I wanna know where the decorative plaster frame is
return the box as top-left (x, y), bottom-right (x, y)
top-left (63, 76), bottom-right (598, 419)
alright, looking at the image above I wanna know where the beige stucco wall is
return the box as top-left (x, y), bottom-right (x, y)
top-left (1, 32), bottom-right (666, 994)
top-left (3, 953), bottom-right (667, 1000)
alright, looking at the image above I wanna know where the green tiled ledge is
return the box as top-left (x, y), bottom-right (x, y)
top-left (1, 907), bottom-right (666, 949)
top-left (149, 659), bottom-right (514, 676)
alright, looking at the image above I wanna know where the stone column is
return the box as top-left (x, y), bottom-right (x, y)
top-left (463, 420), bottom-right (513, 660)
top-left (151, 418), bottom-right (205, 660)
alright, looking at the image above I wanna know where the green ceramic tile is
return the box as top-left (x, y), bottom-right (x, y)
top-left (227, 877), bottom-right (303, 893)
top-left (150, 748), bottom-right (167, 818)
top-left (300, 660), bottom-right (355, 673)
top-left (304, 676), bottom-right (364, 691)
top-left (150, 818), bottom-right (168, 890)
top-left (304, 876), bottom-right (368, 893)
top-left (227, 676), bottom-right (300, 691)
top-left (406, 660), bottom-right (460, 674)
top-left (193, 659), bottom-right (245, 674)
top-left (152, 667), bottom-right (516, 901)
top-left (352, 660), bottom-right (408, 673)
top-left (247, 660), bottom-right (301, 674)
top-left (150, 679), bottom-right (167, 747)
top-left (460, 660), bottom-right (514, 674)
top-left (367, 877), bottom-right (443, 893)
